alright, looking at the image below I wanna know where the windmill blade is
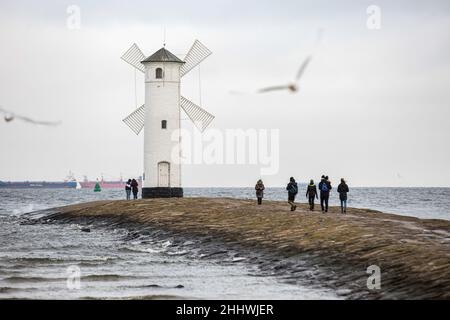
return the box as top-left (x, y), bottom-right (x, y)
top-left (122, 104), bottom-right (146, 135)
top-left (121, 43), bottom-right (146, 73)
top-left (180, 40), bottom-right (212, 77)
top-left (180, 96), bottom-right (214, 132)
top-left (295, 55), bottom-right (312, 81)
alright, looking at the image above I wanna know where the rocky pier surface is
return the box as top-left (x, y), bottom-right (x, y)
top-left (27, 198), bottom-right (450, 299)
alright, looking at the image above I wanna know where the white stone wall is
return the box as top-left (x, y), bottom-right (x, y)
top-left (143, 62), bottom-right (182, 188)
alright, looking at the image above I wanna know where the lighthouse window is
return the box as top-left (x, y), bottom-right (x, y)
top-left (161, 120), bottom-right (167, 129)
top-left (156, 68), bottom-right (163, 79)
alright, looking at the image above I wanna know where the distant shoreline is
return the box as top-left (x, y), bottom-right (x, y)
top-left (25, 198), bottom-right (450, 299)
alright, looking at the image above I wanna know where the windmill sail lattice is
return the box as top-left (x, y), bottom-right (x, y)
top-left (180, 96), bottom-right (215, 132)
top-left (121, 40), bottom-right (214, 136)
top-left (180, 40), bottom-right (212, 77)
top-left (122, 97), bottom-right (215, 135)
top-left (121, 43), bottom-right (146, 73)
top-left (122, 104), bottom-right (145, 135)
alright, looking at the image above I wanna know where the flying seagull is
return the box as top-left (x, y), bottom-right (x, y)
top-left (257, 55), bottom-right (312, 94)
top-left (0, 107), bottom-right (61, 126)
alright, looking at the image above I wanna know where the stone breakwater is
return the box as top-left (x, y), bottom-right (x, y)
top-left (27, 198), bottom-right (450, 299)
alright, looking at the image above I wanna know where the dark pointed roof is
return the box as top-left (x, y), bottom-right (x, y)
top-left (141, 47), bottom-right (184, 63)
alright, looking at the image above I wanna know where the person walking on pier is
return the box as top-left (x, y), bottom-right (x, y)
top-left (255, 179), bottom-right (265, 205)
top-left (337, 178), bottom-right (350, 214)
top-left (125, 179), bottom-right (132, 200)
top-left (131, 178), bottom-right (139, 200)
top-left (286, 177), bottom-right (298, 211)
top-left (319, 175), bottom-right (332, 213)
top-left (306, 179), bottom-right (318, 211)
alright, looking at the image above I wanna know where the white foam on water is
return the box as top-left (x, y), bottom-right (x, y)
top-left (2, 187), bottom-right (448, 299)
top-left (12, 204), bottom-right (44, 215)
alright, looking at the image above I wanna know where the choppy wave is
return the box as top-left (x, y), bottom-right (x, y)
top-left (12, 204), bottom-right (46, 215)
top-left (2, 187), bottom-right (396, 299)
top-left (79, 294), bottom-right (186, 300)
top-left (2, 256), bottom-right (118, 265)
top-left (0, 287), bottom-right (38, 294)
top-left (133, 284), bottom-right (184, 289)
top-left (3, 276), bottom-right (65, 283)
top-left (81, 274), bottom-right (138, 281)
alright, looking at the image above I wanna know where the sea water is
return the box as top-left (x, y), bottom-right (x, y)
top-left (0, 187), bottom-right (449, 299)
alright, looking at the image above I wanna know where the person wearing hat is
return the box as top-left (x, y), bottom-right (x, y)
top-left (337, 178), bottom-right (350, 213)
top-left (318, 175), bottom-right (332, 213)
top-left (255, 179), bottom-right (265, 205)
top-left (286, 177), bottom-right (298, 211)
top-left (306, 179), bottom-right (318, 211)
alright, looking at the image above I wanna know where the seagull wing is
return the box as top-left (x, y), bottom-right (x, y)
top-left (0, 106), bottom-right (61, 126)
top-left (295, 55), bottom-right (312, 81)
top-left (257, 85), bottom-right (290, 93)
top-left (15, 115), bottom-right (62, 126)
top-left (0, 107), bottom-right (11, 115)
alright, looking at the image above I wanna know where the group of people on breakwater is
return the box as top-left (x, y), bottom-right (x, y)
top-left (123, 176), bottom-right (349, 213)
top-left (125, 179), bottom-right (139, 200)
top-left (255, 176), bottom-right (350, 214)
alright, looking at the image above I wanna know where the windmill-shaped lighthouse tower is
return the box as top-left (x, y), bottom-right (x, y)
top-left (121, 40), bottom-right (214, 198)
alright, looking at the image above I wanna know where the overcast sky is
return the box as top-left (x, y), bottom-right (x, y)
top-left (1, 0), bottom-right (449, 187)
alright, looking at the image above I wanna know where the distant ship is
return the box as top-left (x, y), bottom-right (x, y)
top-left (79, 175), bottom-right (128, 189)
top-left (0, 173), bottom-right (78, 189)
top-left (0, 181), bottom-right (78, 189)
top-left (0, 174), bottom-right (140, 189)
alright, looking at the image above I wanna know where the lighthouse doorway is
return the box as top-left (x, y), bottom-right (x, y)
top-left (158, 162), bottom-right (170, 187)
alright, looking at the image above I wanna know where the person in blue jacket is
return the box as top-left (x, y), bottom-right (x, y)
top-left (318, 175), bottom-right (332, 213)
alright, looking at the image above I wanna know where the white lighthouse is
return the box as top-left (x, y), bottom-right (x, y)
top-left (120, 41), bottom-right (214, 198)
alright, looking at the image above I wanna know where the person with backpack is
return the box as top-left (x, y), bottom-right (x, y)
top-left (337, 178), bottom-right (350, 214)
top-left (131, 178), bottom-right (139, 199)
top-left (318, 175), bottom-right (332, 213)
top-left (286, 177), bottom-right (298, 211)
top-left (125, 179), bottom-right (132, 200)
top-left (255, 179), bottom-right (265, 205)
top-left (305, 179), bottom-right (318, 211)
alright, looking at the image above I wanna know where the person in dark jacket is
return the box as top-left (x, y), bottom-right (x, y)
top-left (337, 178), bottom-right (350, 213)
top-left (125, 179), bottom-right (132, 200)
top-left (255, 179), bottom-right (265, 205)
top-left (131, 179), bottom-right (139, 199)
top-left (306, 179), bottom-right (318, 211)
top-left (318, 175), bottom-right (332, 213)
top-left (286, 177), bottom-right (298, 211)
